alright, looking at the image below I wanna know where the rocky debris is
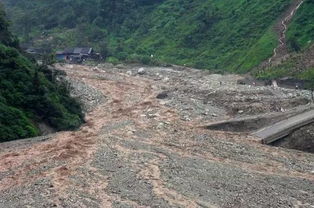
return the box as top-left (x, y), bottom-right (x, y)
top-left (65, 78), bottom-right (106, 112)
top-left (62, 63), bottom-right (312, 129)
top-left (96, 62), bottom-right (114, 69)
top-left (0, 135), bottom-right (53, 153)
top-left (126, 70), bottom-right (132, 76)
top-left (1, 63), bottom-right (313, 208)
top-left (92, 66), bottom-right (101, 72)
top-left (116, 64), bottom-right (126, 69)
top-left (137, 67), bottom-right (145, 75)
top-left (118, 66), bottom-right (311, 121)
top-left (156, 91), bottom-right (169, 99)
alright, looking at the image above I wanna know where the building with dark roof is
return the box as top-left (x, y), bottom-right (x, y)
top-left (56, 47), bottom-right (94, 63)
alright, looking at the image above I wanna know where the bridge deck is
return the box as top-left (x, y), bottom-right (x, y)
top-left (253, 109), bottom-right (314, 144)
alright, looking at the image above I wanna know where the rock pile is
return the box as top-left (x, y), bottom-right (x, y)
top-left (65, 78), bottom-right (106, 112)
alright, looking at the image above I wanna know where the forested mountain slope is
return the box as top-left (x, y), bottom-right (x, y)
top-left (2, 0), bottom-right (314, 74)
top-left (0, 5), bottom-right (84, 142)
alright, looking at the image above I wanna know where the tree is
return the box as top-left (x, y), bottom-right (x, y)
top-left (0, 4), bottom-right (18, 47)
top-left (289, 38), bottom-right (301, 52)
top-left (98, 41), bottom-right (109, 59)
top-left (42, 53), bottom-right (56, 66)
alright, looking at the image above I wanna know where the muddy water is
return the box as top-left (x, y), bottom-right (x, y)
top-left (0, 64), bottom-right (313, 207)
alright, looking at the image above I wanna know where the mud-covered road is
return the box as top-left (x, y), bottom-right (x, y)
top-left (0, 64), bottom-right (313, 208)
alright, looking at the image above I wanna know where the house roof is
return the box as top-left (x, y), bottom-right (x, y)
top-left (56, 50), bottom-right (65, 55)
top-left (58, 47), bottom-right (93, 55)
top-left (20, 43), bottom-right (32, 50)
top-left (25, 48), bottom-right (44, 54)
top-left (80, 48), bottom-right (93, 54)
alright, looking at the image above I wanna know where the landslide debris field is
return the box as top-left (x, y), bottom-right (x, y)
top-left (0, 64), bottom-right (313, 208)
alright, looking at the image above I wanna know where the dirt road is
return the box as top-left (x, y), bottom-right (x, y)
top-left (0, 64), bottom-right (313, 207)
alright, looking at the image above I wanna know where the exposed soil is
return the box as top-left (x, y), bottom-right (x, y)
top-left (269, 0), bottom-right (304, 65)
top-left (0, 63), bottom-right (313, 208)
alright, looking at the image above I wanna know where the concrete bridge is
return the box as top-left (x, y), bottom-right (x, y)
top-left (205, 105), bottom-right (314, 144)
top-left (253, 109), bottom-right (314, 144)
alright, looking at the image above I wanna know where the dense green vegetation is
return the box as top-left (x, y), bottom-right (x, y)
top-left (256, 0), bottom-right (314, 86)
top-left (0, 5), bottom-right (84, 142)
top-left (255, 49), bottom-right (314, 88)
top-left (3, 0), bottom-right (314, 82)
top-left (287, 0), bottom-right (314, 51)
top-left (3, 0), bottom-right (293, 72)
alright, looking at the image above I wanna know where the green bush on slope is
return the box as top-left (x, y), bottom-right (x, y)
top-left (0, 102), bottom-right (39, 141)
top-left (0, 6), bottom-right (84, 142)
top-left (0, 43), bottom-right (84, 142)
top-left (287, 0), bottom-right (314, 51)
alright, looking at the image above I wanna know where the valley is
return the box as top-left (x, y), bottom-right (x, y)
top-left (0, 63), bottom-right (313, 207)
top-left (1, 0), bottom-right (314, 207)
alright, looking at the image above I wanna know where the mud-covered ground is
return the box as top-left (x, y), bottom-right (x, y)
top-left (0, 63), bottom-right (313, 208)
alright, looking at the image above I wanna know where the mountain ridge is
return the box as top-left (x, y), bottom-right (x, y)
top-left (3, 0), bottom-right (311, 70)
top-left (1, 0), bottom-right (314, 82)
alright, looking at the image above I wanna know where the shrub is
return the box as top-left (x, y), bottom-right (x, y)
top-left (106, 56), bottom-right (120, 65)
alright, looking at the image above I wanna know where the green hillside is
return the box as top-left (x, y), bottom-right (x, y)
top-left (0, 5), bottom-right (84, 142)
top-left (287, 0), bottom-right (314, 51)
top-left (1, 0), bottom-right (314, 139)
top-left (256, 1), bottom-right (314, 85)
top-left (3, 0), bottom-right (314, 77)
top-left (3, 0), bottom-right (294, 72)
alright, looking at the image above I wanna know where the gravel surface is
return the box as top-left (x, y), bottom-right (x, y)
top-left (0, 63), bottom-right (313, 208)
top-left (64, 76), bottom-right (106, 112)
